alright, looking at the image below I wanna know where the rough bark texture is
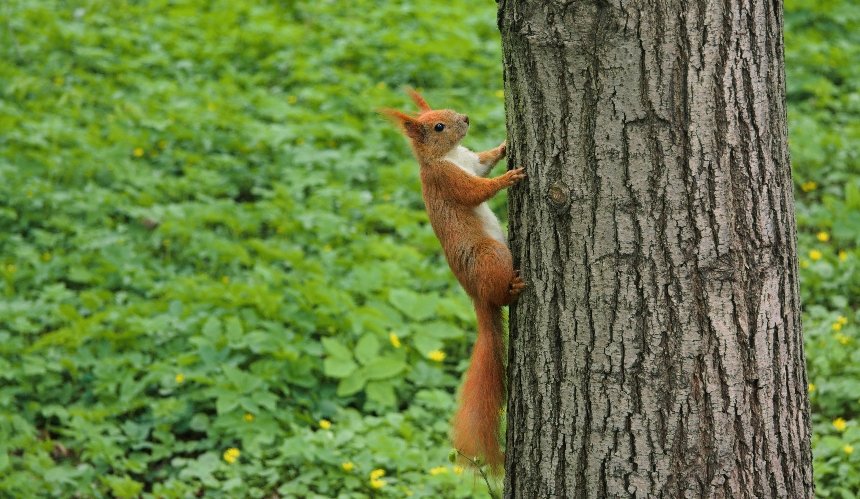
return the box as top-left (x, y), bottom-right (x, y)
top-left (499, 1), bottom-right (814, 497)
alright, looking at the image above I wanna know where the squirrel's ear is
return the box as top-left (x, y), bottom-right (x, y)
top-left (406, 87), bottom-right (432, 113)
top-left (379, 108), bottom-right (424, 140)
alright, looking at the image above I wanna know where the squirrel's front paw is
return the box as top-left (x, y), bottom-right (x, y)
top-left (501, 167), bottom-right (526, 187)
top-left (498, 140), bottom-right (507, 158)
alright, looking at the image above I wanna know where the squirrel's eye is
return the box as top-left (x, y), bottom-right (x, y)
top-left (434, 123), bottom-right (445, 132)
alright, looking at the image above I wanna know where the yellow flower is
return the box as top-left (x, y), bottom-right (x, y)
top-left (494, 89), bottom-right (504, 99)
top-left (835, 333), bottom-right (849, 345)
top-left (800, 181), bottom-right (817, 192)
top-left (808, 383), bottom-right (815, 393)
top-left (800, 260), bottom-right (810, 269)
top-left (389, 332), bottom-right (401, 348)
top-left (223, 447), bottom-right (240, 464)
top-left (175, 373), bottom-right (185, 384)
top-left (342, 461), bottom-right (355, 472)
top-left (845, 445), bottom-right (855, 455)
top-left (287, 95), bottom-right (298, 105)
top-left (243, 413), bottom-right (255, 423)
top-left (452, 465), bottom-right (464, 475)
top-left (833, 418), bottom-right (847, 432)
top-left (221, 276), bottom-right (230, 284)
top-left (839, 250), bottom-right (848, 262)
top-left (369, 478), bottom-right (386, 489)
top-left (838, 316), bottom-right (848, 326)
top-left (429, 466), bottom-right (448, 476)
top-left (319, 419), bottom-right (332, 430)
top-left (817, 232), bottom-right (830, 242)
top-left (809, 250), bottom-right (822, 261)
top-left (427, 350), bottom-right (446, 362)
top-left (369, 468), bottom-right (385, 480)
top-left (833, 322), bottom-right (843, 332)
top-left (133, 147), bottom-right (144, 158)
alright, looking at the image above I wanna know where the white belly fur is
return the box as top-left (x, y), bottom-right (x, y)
top-left (443, 145), bottom-right (482, 175)
top-left (443, 146), bottom-right (507, 244)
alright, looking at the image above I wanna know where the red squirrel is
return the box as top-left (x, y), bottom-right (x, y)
top-left (382, 89), bottom-right (526, 470)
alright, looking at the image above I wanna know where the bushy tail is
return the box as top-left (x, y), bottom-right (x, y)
top-left (452, 301), bottom-right (505, 471)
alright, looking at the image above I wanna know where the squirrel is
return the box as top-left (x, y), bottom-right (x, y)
top-left (381, 89), bottom-right (526, 471)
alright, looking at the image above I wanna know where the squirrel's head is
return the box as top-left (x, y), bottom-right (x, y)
top-left (381, 89), bottom-right (470, 159)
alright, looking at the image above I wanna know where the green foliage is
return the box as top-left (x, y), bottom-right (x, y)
top-left (786, 0), bottom-right (860, 493)
top-left (0, 0), bottom-right (856, 496)
top-left (0, 0), bottom-right (499, 496)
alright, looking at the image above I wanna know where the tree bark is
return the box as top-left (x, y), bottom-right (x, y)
top-left (499, 1), bottom-right (813, 497)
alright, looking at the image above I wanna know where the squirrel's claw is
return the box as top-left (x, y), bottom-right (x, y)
top-left (502, 167), bottom-right (526, 186)
top-left (509, 273), bottom-right (526, 298)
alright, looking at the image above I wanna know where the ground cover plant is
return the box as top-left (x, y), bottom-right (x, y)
top-left (0, 0), bottom-right (857, 497)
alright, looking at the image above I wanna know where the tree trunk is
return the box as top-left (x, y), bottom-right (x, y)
top-left (499, 1), bottom-right (813, 497)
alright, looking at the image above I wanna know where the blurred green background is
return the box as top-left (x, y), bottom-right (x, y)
top-left (0, 0), bottom-right (858, 497)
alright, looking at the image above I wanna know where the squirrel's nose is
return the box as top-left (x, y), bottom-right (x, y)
top-left (463, 115), bottom-right (470, 125)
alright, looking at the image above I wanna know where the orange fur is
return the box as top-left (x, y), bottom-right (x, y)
top-left (381, 90), bottom-right (526, 472)
top-left (406, 87), bottom-right (432, 112)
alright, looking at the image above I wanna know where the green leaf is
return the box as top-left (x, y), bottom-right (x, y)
top-left (102, 475), bottom-right (143, 499)
top-left (365, 380), bottom-right (396, 406)
top-left (224, 316), bottom-right (243, 341)
top-left (363, 356), bottom-right (407, 380)
top-left (336, 373), bottom-right (366, 396)
top-left (321, 337), bottom-right (352, 360)
top-left (846, 180), bottom-right (860, 209)
top-left (190, 414), bottom-right (210, 432)
top-left (67, 266), bottom-right (95, 283)
top-left (324, 357), bottom-right (358, 378)
top-left (412, 334), bottom-right (443, 356)
top-left (216, 393), bottom-right (240, 415)
top-left (422, 321), bottom-right (465, 339)
top-left (354, 333), bottom-right (380, 365)
top-left (202, 317), bottom-right (222, 338)
top-left (389, 288), bottom-right (436, 321)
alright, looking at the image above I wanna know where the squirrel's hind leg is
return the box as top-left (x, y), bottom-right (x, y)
top-left (508, 271), bottom-right (526, 302)
top-left (473, 240), bottom-right (520, 307)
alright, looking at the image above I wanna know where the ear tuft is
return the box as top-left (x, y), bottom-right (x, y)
top-left (379, 108), bottom-right (409, 123)
top-left (379, 108), bottom-right (423, 140)
top-left (406, 87), bottom-right (432, 113)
